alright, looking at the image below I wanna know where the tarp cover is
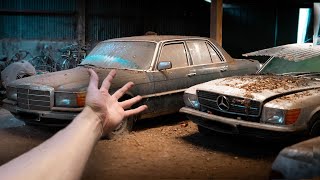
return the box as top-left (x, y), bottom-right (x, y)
top-left (243, 43), bottom-right (320, 62)
top-left (1, 60), bottom-right (36, 88)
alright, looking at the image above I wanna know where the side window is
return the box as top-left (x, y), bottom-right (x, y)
top-left (207, 43), bottom-right (223, 63)
top-left (187, 41), bottom-right (212, 65)
top-left (159, 43), bottom-right (188, 68)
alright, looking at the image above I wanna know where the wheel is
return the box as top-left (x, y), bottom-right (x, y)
top-left (308, 112), bottom-right (320, 137)
top-left (310, 120), bottom-right (320, 137)
top-left (198, 125), bottom-right (215, 136)
top-left (104, 115), bottom-right (136, 140)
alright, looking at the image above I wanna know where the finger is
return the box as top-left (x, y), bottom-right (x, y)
top-left (113, 82), bottom-right (134, 100)
top-left (100, 70), bottom-right (116, 92)
top-left (119, 95), bottom-right (142, 109)
top-left (88, 69), bottom-right (99, 89)
top-left (124, 105), bottom-right (148, 117)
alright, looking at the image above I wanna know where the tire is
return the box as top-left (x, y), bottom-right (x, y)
top-left (308, 112), bottom-right (320, 137)
top-left (104, 115), bottom-right (136, 140)
top-left (103, 94), bottom-right (137, 140)
top-left (310, 120), bottom-right (320, 137)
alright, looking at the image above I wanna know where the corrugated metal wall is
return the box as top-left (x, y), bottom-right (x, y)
top-left (0, 0), bottom-right (211, 41)
top-left (86, 0), bottom-right (210, 41)
top-left (222, 4), bottom-right (299, 58)
top-left (0, 0), bottom-right (75, 11)
top-left (0, 0), bottom-right (76, 40)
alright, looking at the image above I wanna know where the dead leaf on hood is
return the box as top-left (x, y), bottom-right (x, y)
top-left (223, 75), bottom-right (311, 98)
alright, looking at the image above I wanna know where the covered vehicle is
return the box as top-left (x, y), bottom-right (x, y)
top-left (2, 35), bottom-right (259, 138)
top-left (180, 43), bottom-right (320, 139)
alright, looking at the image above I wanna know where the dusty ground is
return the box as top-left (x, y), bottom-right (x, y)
top-left (0, 109), bottom-right (298, 179)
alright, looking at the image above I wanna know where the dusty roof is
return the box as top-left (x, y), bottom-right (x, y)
top-left (104, 35), bottom-right (210, 43)
top-left (243, 43), bottom-right (320, 61)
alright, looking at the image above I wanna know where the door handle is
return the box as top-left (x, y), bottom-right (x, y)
top-left (187, 72), bottom-right (196, 77)
top-left (220, 66), bottom-right (228, 72)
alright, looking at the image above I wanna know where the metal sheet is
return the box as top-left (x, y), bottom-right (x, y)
top-left (243, 43), bottom-right (320, 61)
top-left (0, 0), bottom-right (76, 40)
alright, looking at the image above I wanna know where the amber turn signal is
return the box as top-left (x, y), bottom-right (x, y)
top-left (76, 92), bottom-right (86, 107)
top-left (285, 109), bottom-right (301, 125)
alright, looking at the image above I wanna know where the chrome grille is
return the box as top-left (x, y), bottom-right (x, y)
top-left (17, 87), bottom-right (52, 111)
top-left (197, 90), bottom-right (261, 117)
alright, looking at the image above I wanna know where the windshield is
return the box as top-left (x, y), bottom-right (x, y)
top-left (81, 41), bottom-right (156, 70)
top-left (259, 56), bottom-right (320, 74)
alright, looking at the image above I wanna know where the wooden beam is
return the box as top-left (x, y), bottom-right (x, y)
top-left (210, 0), bottom-right (223, 46)
top-left (77, 0), bottom-right (86, 46)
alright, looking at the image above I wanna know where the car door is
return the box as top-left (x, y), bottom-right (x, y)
top-left (186, 40), bottom-right (227, 87)
top-left (150, 41), bottom-right (193, 115)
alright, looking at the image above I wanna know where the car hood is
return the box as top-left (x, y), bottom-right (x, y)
top-left (188, 75), bottom-right (320, 102)
top-left (8, 66), bottom-right (149, 92)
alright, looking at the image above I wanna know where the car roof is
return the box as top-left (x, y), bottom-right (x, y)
top-left (103, 35), bottom-right (210, 43)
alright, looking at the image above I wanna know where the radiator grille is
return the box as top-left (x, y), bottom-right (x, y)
top-left (17, 88), bottom-right (51, 111)
top-left (197, 90), bottom-right (261, 121)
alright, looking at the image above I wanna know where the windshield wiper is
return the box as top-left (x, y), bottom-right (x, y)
top-left (282, 72), bottom-right (320, 77)
top-left (78, 64), bottom-right (97, 67)
top-left (258, 72), bottom-right (276, 75)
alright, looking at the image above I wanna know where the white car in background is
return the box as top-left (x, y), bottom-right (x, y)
top-left (180, 43), bottom-right (320, 139)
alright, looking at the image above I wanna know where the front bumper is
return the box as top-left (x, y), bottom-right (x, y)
top-left (3, 98), bottom-right (81, 126)
top-left (180, 107), bottom-right (306, 138)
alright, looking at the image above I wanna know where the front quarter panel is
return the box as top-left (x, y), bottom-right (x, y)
top-left (264, 89), bottom-right (320, 126)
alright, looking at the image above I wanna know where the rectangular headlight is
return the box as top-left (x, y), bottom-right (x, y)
top-left (183, 93), bottom-right (200, 110)
top-left (6, 86), bottom-right (17, 100)
top-left (261, 107), bottom-right (301, 125)
top-left (55, 91), bottom-right (86, 107)
top-left (261, 107), bottom-right (285, 125)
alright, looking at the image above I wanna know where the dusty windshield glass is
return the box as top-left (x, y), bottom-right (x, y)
top-left (81, 41), bottom-right (156, 70)
top-left (259, 56), bottom-right (320, 74)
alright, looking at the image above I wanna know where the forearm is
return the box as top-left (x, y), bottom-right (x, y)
top-left (0, 107), bottom-right (102, 180)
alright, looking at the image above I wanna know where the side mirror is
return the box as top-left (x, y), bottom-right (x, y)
top-left (157, 61), bottom-right (172, 71)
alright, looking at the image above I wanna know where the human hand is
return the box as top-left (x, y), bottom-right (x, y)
top-left (86, 69), bottom-right (147, 135)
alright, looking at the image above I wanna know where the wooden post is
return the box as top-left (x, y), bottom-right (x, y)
top-left (77, 0), bottom-right (86, 46)
top-left (210, 0), bottom-right (223, 46)
top-left (314, 3), bottom-right (320, 46)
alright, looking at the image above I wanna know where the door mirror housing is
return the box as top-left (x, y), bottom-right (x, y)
top-left (157, 61), bottom-right (172, 71)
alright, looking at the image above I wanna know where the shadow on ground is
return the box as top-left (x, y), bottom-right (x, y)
top-left (133, 113), bottom-right (187, 132)
top-left (1, 125), bottom-right (59, 140)
top-left (181, 130), bottom-right (304, 159)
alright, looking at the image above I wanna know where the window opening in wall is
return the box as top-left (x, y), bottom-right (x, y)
top-left (297, 8), bottom-right (311, 44)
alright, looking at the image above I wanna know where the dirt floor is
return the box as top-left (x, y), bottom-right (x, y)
top-left (0, 109), bottom-right (299, 179)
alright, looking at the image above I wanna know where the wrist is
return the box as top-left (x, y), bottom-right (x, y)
top-left (72, 106), bottom-right (104, 140)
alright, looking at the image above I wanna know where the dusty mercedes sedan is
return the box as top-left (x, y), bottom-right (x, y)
top-left (2, 35), bottom-right (259, 138)
top-left (180, 43), bottom-right (320, 139)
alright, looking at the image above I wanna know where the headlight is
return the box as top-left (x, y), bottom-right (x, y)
top-left (6, 86), bottom-right (17, 100)
top-left (55, 91), bottom-right (86, 107)
top-left (261, 107), bottom-right (301, 125)
top-left (183, 93), bottom-right (200, 110)
top-left (261, 107), bottom-right (285, 125)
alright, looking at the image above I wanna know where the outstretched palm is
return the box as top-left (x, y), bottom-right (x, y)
top-left (86, 69), bottom-right (147, 134)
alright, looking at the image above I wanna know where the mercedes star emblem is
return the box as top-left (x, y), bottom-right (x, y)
top-left (217, 95), bottom-right (230, 111)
